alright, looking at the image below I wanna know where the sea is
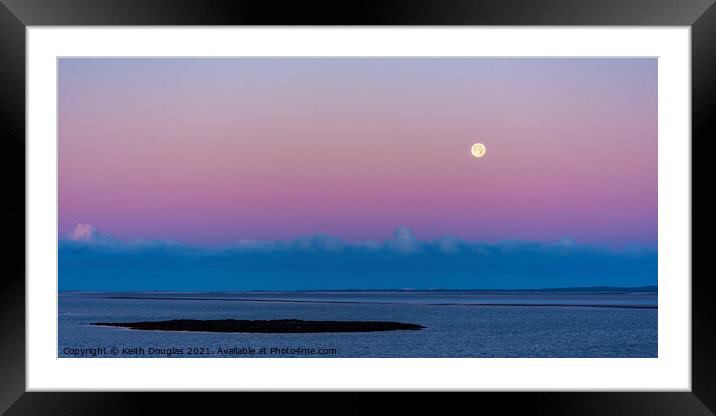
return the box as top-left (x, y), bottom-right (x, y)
top-left (58, 290), bottom-right (657, 358)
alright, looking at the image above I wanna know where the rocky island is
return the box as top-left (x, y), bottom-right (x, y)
top-left (92, 319), bottom-right (426, 333)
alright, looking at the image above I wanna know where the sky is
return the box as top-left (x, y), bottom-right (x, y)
top-left (58, 58), bottom-right (657, 291)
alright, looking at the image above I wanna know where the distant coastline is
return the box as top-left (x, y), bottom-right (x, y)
top-left (60, 285), bottom-right (657, 294)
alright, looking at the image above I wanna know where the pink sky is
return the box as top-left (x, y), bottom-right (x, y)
top-left (58, 58), bottom-right (657, 247)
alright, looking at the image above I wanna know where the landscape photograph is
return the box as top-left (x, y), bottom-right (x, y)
top-left (58, 57), bottom-right (657, 358)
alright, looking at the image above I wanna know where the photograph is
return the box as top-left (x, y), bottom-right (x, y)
top-left (3, 0), bottom-right (707, 408)
top-left (58, 57), bottom-right (658, 358)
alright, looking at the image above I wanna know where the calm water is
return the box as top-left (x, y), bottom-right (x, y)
top-left (58, 291), bottom-right (657, 358)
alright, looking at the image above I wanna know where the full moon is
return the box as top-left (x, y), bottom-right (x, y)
top-left (471, 143), bottom-right (487, 158)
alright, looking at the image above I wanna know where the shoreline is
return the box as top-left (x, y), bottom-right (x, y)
top-left (81, 295), bottom-right (657, 310)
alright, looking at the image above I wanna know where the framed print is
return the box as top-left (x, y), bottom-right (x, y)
top-left (2, 0), bottom-right (712, 414)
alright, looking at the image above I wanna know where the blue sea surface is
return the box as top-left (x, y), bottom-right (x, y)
top-left (58, 291), bottom-right (657, 358)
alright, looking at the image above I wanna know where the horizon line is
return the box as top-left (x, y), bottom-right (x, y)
top-left (59, 284), bottom-right (658, 294)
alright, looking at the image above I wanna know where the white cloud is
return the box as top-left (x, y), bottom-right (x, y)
top-left (68, 223), bottom-right (99, 242)
top-left (66, 223), bottom-right (118, 245)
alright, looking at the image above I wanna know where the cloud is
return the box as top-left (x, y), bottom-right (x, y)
top-left (66, 223), bottom-right (118, 245)
top-left (356, 240), bottom-right (383, 251)
top-left (58, 224), bottom-right (657, 291)
top-left (292, 234), bottom-right (345, 252)
top-left (387, 226), bottom-right (421, 254)
top-left (68, 223), bottom-right (96, 242)
top-left (437, 236), bottom-right (464, 254)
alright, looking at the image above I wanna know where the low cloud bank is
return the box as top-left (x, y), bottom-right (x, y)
top-left (59, 224), bottom-right (657, 291)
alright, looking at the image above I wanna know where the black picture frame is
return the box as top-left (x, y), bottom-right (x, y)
top-left (1, 0), bottom-right (710, 414)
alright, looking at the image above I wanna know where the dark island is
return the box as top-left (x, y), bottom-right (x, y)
top-left (92, 319), bottom-right (425, 333)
